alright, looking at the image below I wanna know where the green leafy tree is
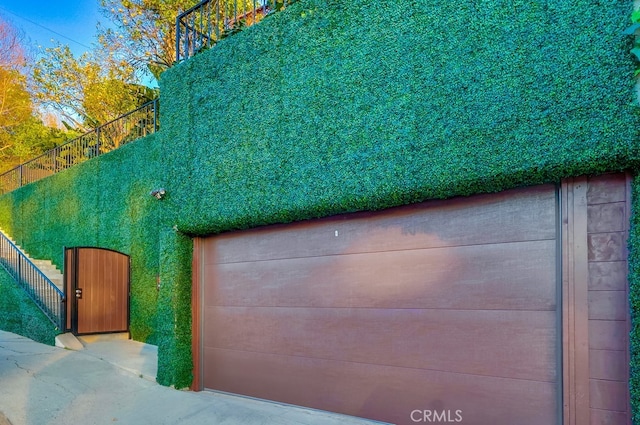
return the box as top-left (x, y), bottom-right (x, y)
top-left (0, 67), bottom-right (34, 167)
top-left (0, 67), bottom-right (77, 171)
top-left (32, 43), bottom-right (157, 132)
top-left (99, 0), bottom-right (201, 80)
top-left (0, 19), bottom-right (76, 173)
top-left (98, 0), bottom-right (278, 80)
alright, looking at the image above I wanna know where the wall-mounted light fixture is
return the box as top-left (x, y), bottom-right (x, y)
top-left (150, 188), bottom-right (166, 200)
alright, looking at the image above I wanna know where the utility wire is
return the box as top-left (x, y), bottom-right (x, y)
top-left (0, 5), bottom-right (92, 50)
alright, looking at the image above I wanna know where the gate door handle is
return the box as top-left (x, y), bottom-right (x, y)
top-left (75, 288), bottom-right (82, 299)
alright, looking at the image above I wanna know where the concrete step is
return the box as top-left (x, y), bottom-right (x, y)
top-left (55, 333), bottom-right (84, 350)
top-left (49, 279), bottom-right (64, 291)
top-left (31, 260), bottom-right (56, 269)
top-left (30, 261), bottom-right (61, 273)
top-left (35, 267), bottom-right (61, 277)
top-left (31, 261), bottom-right (63, 286)
top-left (79, 333), bottom-right (131, 344)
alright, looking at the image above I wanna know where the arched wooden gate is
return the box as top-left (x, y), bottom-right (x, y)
top-left (64, 247), bottom-right (130, 335)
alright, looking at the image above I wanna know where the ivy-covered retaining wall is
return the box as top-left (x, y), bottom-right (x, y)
top-left (162, 0), bottom-right (639, 234)
top-left (0, 0), bottom-right (639, 407)
top-left (0, 268), bottom-right (60, 345)
top-left (0, 134), bottom-right (194, 388)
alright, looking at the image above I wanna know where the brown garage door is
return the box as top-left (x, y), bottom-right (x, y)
top-left (197, 184), bottom-right (561, 424)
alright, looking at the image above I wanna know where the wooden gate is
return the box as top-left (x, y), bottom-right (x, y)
top-left (64, 247), bottom-right (130, 335)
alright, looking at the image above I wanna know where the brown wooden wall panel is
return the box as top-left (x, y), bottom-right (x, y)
top-left (204, 239), bottom-right (557, 311)
top-left (589, 380), bottom-right (628, 412)
top-left (204, 306), bottom-right (557, 382)
top-left (590, 409), bottom-right (629, 425)
top-left (589, 262), bottom-right (628, 291)
top-left (204, 348), bottom-right (558, 425)
top-left (588, 233), bottom-right (626, 262)
top-left (589, 350), bottom-right (627, 382)
top-left (588, 292), bottom-right (628, 321)
top-left (585, 173), bottom-right (630, 425)
top-left (586, 174), bottom-right (627, 204)
top-left (191, 238), bottom-right (203, 391)
top-left (77, 250), bottom-right (94, 334)
top-left (205, 184), bottom-right (557, 265)
top-left (588, 321), bottom-right (627, 351)
top-left (587, 203), bottom-right (626, 233)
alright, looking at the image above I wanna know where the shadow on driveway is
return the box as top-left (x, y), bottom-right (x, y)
top-left (0, 331), bottom-right (384, 425)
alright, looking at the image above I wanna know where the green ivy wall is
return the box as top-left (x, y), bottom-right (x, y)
top-left (162, 0), bottom-right (639, 234)
top-left (0, 134), bottom-right (194, 388)
top-left (0, 0), bottom-right (639, 412)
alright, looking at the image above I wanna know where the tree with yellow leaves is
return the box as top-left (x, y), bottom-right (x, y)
top-left (0, 19), bottom-right (74, 172)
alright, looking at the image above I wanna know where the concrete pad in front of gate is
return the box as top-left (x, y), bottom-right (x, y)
top-left (0, 331), bottom-right (385, 425)
top-left (78, 334), bottom-right (158, 382)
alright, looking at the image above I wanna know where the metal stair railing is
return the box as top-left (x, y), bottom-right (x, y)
top-left (0, 232), bottom-right (65, 330)
top-left (0, 99), bottom-right (159, 195)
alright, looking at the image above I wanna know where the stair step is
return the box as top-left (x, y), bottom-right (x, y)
top-left (0, 228), bottom-right (64, 292)
top-left (35, 264), bottom-right (60, 274)
top-left (34, 266), bottom-right (59, 273)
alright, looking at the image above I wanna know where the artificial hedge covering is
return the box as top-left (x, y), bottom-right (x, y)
top-left (0, 268), bottom-right (60, 345)
top-left (0, 134), bottom-right (194, 388)
top-left (162, 0), bottom-right (639, 234)
top-left (0, 0), bottom-right (639, 398)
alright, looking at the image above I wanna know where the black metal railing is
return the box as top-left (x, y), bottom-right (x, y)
top-left (0, 99), bottom-right (159, 194)
top-left (176, 0), bottom-right (294, 61)
top-left (0, 231), bottom-right (64, 329)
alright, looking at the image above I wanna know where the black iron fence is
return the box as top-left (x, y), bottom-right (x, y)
top-left (0, 99), bottom-right (159, 194)
top-left (176, 0), bottom-right (294, 61)
top-left (0, 231), bottom-right (65, 329)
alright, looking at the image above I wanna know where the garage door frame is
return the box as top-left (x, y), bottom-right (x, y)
top-left (191, 174), bottom-right (632, 424)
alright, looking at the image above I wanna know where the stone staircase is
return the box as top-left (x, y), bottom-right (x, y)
top-left (0, 230), bottom-right (64, 292)
top-left (30, 259), bottom-right (64, 291)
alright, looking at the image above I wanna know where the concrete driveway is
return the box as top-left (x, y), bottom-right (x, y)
top-left (0, 331), bottom-right (384, 425)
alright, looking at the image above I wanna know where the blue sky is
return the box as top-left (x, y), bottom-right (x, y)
top-left (0, 1), bottom-right (103, 58)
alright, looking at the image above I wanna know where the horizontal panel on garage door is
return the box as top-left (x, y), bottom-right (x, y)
top-left (205, 349), bottom-right (558, 425)
top-left (205, 239), bottom-right (557, 311)
top-left (204, 307), bottom-right (557, 382)
top-left (204, 185), bottom-right (557, 264)
top-left (200, 184), bottom-right (560, 425)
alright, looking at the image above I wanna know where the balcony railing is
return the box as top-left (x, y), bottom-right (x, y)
top-left (0, 99), bottom-right (158, 195)
top-left (176, 0), bottom-right (294, 62)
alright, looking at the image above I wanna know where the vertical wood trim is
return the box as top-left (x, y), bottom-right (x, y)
top-left (64, 248), bottom-right (73, 332)
top-left (562, 177), bottom-right (590, 425)
top-left (126, 254), bottom-right (131, 335)
top-left (625, 173), bottom-right (633, 425)
top-left (562, 179), bottom-right (572, 424)
top-left (71, 247), bottom-right (79, 335)
top-left (191, 237), bottom-right (203, 391)
top-left (556, 186), bottom-right (563, 425)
